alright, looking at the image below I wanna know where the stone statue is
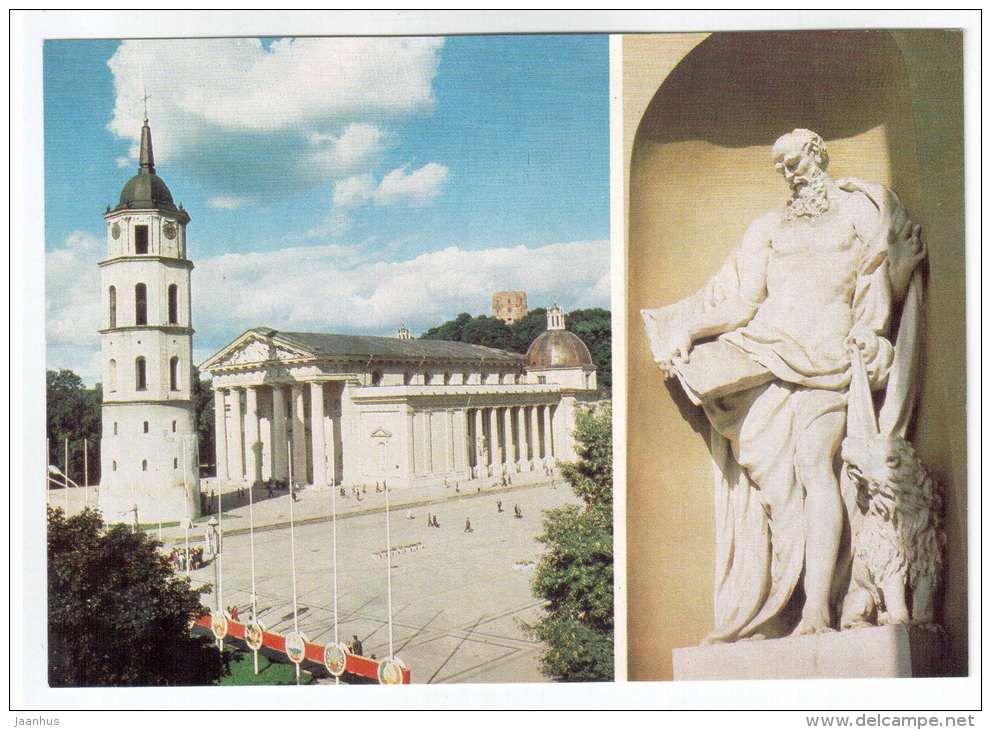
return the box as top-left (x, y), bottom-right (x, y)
top-left (642, 129), bottom-right (939, 642)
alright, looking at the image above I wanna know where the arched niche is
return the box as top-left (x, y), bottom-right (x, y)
top-left (625, 30), bottom-right (966, 680)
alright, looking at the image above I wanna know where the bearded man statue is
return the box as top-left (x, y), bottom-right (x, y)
top-left (643, 129), bottom-right (927, 642)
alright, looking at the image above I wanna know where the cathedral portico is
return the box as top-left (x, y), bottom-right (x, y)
top-left (201, 324), bottom-right (596, 490)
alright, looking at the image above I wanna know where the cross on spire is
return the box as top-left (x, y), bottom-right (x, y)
top-left (142, 88), bottom-right (151, 122)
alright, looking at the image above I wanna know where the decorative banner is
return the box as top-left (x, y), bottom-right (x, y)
top-left (211, 613), bottom-right (229, 640)
top-left (245, 622), bottom-right (264, 652)
top-left (285, 631), bottom-right (306, 665)
top-left (377, 657), bottom-right (407, 685)
top-left (324, 642), bottom-right (350, 677)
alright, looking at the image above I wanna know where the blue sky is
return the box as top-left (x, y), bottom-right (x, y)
top-left (44, 35), bottom-right (610, 383)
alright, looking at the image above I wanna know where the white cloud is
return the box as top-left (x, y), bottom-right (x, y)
top-left (331, 173), bottom-right (376, 209)
top-left (105, 38), bottom-right (443, 197)
top-left (46, 232), bottom-right (610, 380)
top-left (193, 238), bottom-right (609, 355)
top-left (46, 231), bottom-right (102, 350)
top-left (373, 163), bottom-right (448, 206)
top-left (115, 156), bottom-right (131, 168)
top-left (328, 162), bottom-right (449, 232)
top-left (308, 123), bottom-right (386, 173)
top-left (208, 195), bottom-right (250, 210)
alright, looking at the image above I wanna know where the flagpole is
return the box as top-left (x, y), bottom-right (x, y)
top-left (248, 453), bottom-right (259, 675)
top-left (332, 477), bottom-right (340, 685)
top-left (83, 438), bottom-right (89, 506)
top-left (182, 440), bottom-right (190, 575)
top-left (288, 439), bottom-right (300, 686)
top-left (384, 479), bottom-right (394, 661)
top-left (218, 455), bottom-right (223, 616)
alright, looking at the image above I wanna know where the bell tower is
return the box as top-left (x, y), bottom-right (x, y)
top-left (98, 114), bottom-right (201, 524)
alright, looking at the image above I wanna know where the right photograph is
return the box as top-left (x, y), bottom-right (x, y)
top-left (623, 31), bottom-right (967, 681)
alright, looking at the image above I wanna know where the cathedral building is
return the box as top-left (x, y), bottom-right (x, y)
top-left (200, 306), bottom-right (598, 489)
top-left (98, 116), bottom-right (201, 524)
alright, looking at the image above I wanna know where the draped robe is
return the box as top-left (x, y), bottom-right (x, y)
top-left (643, 180), bottom-right (917, 642)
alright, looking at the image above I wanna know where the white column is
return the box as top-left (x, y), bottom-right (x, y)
top-left (509, 406), bottom-right (520, 470)
top-left (291, 383), bottom-right (308, 484)
top-left (423, 411), bottom-right (433, 474)
top-left (501, 407), bottom-right (513, 468)
top-left (340, 383), bottom-right (358, 485)
top-left (213, 388), bottom-right (228, 480)
top-left (244, 386), bottom-right (261, 484)
top-left (272, 385), bottom-right (289, 480)
top-left (406, 408), bottom-right (416, 481)
top-left (543, 403), bottom-right (554, 460)
top-left (529, 405), bottom-right (540, 465)
top-left (473, 408), bottom-right (484, 475)
top-left (325, 387), bottom-right (337, 485)
top-left (259, 392), bottom-right (273, 480)
top-left (447, 409), bottom-right (456, 472)
top-left (310, 381), bottom-right (327, 487)
top-left (462, 409), bottom-right (472, 474)
top-left (228, 387), bottom-right (244, 481)
top-left (485, 408), bottom-right (496, 475)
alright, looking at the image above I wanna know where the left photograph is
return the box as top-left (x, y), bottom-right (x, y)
top-left (44, 34), bottom-right (613, 686)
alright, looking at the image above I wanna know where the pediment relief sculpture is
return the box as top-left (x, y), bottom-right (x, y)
top-left (222, 339), bottom-right (308, 367)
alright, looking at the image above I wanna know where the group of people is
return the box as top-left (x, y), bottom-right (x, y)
top-left (168, 546), bottom-right (204, 572)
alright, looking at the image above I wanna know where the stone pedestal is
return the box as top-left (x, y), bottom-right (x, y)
top-left (673, 625), bottom-right (945, 681)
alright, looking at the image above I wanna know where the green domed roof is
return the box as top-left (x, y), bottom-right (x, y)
top-left (118, 170), bottom-right (176, 209)
top-left (111, 118), bottom-right (187, 220)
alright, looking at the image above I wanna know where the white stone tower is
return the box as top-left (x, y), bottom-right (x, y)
top-left (98, 115), bottom-right (201, 524)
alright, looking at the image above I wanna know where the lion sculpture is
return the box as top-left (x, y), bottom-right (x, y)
top-left (840, 434), bottom-right (944, 629)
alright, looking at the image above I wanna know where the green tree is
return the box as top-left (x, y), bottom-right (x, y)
top-left (47, 506), bottom-right (230, 686)
top-left (421, 308), bottom-right (612, 392)
top-left (566, 308), bottom-right (612, 391)
top-left (508, 307), bottom-right (549, 352)
top-left (192, 370), bottom-right (214, 475)
top-left (420, 312), bottom-right (473, 342)
top-left (526, 402), bottom-right (614, 681)
top-left (46, 369), bottom-right (102, 485)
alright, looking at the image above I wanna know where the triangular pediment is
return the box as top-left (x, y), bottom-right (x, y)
top-left (199, 329), bottom-right (314, 371)
top-left (370, 427), bottom-right (393, 439)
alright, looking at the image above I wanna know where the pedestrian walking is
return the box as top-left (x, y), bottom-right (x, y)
top-left (464, 517), bottom-right (473, 533)
top-left (514, 504), bottom-right (523, 519)
top-left (497, 500), bottom-right (503, 513)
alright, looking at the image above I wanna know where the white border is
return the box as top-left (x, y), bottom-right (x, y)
top-left (10, 8), bottom-right (983, 719)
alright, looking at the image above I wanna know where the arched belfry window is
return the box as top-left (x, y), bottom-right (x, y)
top-left (135, 283), bottom-right (147, 325)
top-left (135, 356), bottom-right (147, 391)
top-left (108, 286), bottom-right (117, 328)
top-left (169, 356), bottom-right (179, 391)
top-left (167, 284), bottom-right (178, 324)
top-left (108, 359), bottom-right (117, 392)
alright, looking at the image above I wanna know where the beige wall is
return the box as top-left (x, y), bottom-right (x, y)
top-left (624, 31), bottom-right (966, 680)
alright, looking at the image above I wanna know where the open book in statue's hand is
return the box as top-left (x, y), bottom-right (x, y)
top-left (642, 304), bottom-right (773, 405)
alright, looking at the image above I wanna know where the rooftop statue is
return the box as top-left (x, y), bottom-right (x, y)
top-left (643, 129), bottom-right (940, 642)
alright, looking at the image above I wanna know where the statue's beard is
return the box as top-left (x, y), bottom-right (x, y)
top-left (785, 169), bottom-right (830, 220)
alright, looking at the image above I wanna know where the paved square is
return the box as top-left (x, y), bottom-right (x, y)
top-left (189, 481), bottom-right (577, 683)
